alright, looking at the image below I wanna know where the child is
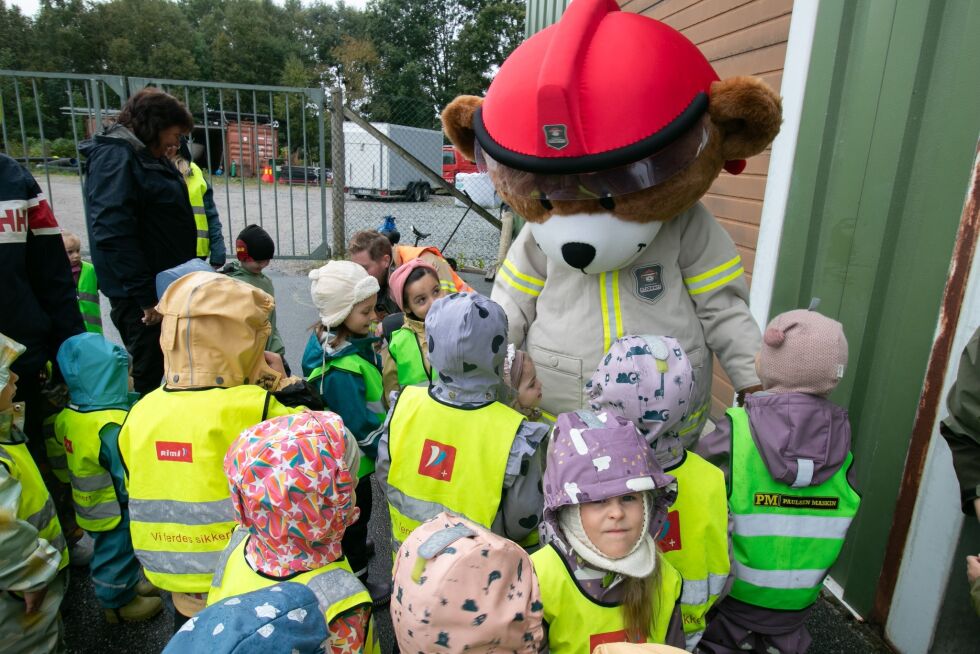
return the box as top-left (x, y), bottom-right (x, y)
top-left (381, 258), bottom-right (443, 399)
top-left (223, 224), bottom-right (285, 358)
top-left (206, 410), bottom-right (379, 653)
top-left (0, 333), bottom-right (69, 653)
top-left (391, 511), bottom-right (545, 653)
top-left (696, 309), bottom-right (861, 654)
top-left (62, 231), bottom-right (103, 334)
top-left (588, 335), bottom-right (729, 650)
top-left (375, 292), bottom-right (548, 551)
top-left (533, 410), bottom-right (685, 652)
top-left (503, 343), bottom-right (545, 421)
top-left (302, 260), bottom-right (388, 603)
top-left (54, 333), bottom-right (162, 622)
top-left (118, 271), bottom-right (300, 630)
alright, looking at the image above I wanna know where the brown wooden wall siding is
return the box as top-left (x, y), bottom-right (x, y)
top-left (620, 0), bottom-right (792, 420)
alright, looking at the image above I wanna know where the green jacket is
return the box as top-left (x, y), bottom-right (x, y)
top-left (222, 261), bottom-right (285, 357)
top-left (941, 326), bottom-right (980, 515)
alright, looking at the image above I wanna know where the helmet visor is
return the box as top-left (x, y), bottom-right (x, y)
top-left (475, 115), bottom-right (710, 200)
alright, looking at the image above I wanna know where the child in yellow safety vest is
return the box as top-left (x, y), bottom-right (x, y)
top-left (696, 309), bottom-right (860, 654)
top-left (55, 332), bottom-right (162, 622)
top-left (535, 409), bottom-right (686, 652)
top-left (0, 333), bottom-right (68, 654)
top-left (62, 231), bottom-right (103, 334)
top-left (375, 292), bottom-right (548, 552)
top-left (302, 260), bottom-right (388, 604)
top-left (204, 410), bottom-right (379, 653)
top-left (587, 335), bottom-right (730, 650)
top-left (380, 258), bottom-right (444, 401)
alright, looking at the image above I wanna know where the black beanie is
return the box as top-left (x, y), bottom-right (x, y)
top-left (236, 224), bottom-right (275, 262)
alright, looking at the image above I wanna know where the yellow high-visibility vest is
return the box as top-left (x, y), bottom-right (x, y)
top-left (54, 408), bottom-right (127, 532)
top-left (531, 543), bottom-right (681, 653)
top-left (77, 260), bottom-right (103, 333)
top-left (119, 384), bottom-right (298, 593)
top-left (386, 385), bottom-right (523, 552)
top-left (0, 440), bottom-right (69, 570)
top-left (186, 162), bottom-right (210, 258)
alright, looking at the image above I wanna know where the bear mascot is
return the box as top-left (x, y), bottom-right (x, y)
top-left (441, 0), bottom-right (781, 442)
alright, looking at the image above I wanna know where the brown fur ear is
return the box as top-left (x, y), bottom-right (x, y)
top-left (441, 96), bottom-right (483, 162)
top-left (708, 76), bottom-right (782, 161)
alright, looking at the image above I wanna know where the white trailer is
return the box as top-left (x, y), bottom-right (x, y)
top-left (344, 122), bottom-right (443, 201)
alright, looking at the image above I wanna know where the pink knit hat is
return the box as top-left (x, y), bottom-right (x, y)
top-left (758, 309), bottom-right (848, 397)
top-left (388, 258), bottom-right (439, 313)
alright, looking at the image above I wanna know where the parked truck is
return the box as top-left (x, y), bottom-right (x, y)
top-left (344, 122), bottom-right (442, 202)
top-left (442, 145), bottom-right (478, 185)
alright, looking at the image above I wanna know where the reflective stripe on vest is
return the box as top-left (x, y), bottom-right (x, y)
top-left (598, 269), bottom-right (624, 354)
top-left (531, 543), bottom-right (681, 653)
top-left (120, 385), bottom-right (274, 593)
top-left (388, 327), bottom-right (430, 388)
top-left (660, 451), bottom-right (730, 648)
top-left (208, 529), bottom-right (371, 623)
top-left (0, 442), bottom-right (69, 569)
top-left (42, 413), bottom-right (69, 483)
top-left (78, 260), bottom-right (103, 334)
top-left (186, 163), bottom-right (210, 257)
top-left (386, 385), bottom-right (522, 550)
top-left (55, 408), bottom-right (127, 531)
top-left (726, 407), bottom-right (860, 610)
top-left (307, 352), bottom-right (384, 478)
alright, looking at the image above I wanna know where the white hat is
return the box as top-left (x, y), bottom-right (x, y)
top-left (309, 260), bottom-right (380, 328)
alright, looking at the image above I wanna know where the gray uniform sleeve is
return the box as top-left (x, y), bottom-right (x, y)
top-left (678, 205), bottom-right (762, 392)
top-left (491, 227), bottom-right (549, 348)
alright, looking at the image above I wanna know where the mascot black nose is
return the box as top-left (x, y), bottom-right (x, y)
top-left (561, 242), bottom-right (596, 270)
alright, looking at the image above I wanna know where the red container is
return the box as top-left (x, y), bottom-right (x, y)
top-left (225, 121), bottom-right (278, 178)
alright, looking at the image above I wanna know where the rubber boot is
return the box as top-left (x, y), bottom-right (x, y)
top-left (136, 579), bottom-right (160, 597)
top-left (104, 595), bottom-right (164, 623)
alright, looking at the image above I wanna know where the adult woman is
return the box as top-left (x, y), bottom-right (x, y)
top-left (81, 88), bottom-right (197, 395)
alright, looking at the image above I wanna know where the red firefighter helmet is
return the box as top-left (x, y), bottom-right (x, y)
top-left (475, 0), bottom-right (727, 197)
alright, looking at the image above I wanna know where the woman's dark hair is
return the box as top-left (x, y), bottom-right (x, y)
top-left (116, 88), bottom-right (194, 149)
top-left (403, 266), bottom-right (440, 318)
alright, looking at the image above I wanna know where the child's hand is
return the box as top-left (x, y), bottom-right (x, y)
top-left (263, 351), bottom-right (286, 377)
top-left (23, 586), bottom-right (48, 614)
top-left (968, 555), bottom-right (980, 584)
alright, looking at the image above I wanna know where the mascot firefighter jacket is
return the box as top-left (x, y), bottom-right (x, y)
top-left (493, 201), bottom-right (761, 442)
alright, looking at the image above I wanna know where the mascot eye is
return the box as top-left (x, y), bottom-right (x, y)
top-left (539, 197), bottom-right (554, 211)
top-left (598, 196), bottom-right (616, 211)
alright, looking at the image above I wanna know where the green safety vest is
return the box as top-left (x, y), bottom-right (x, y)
top-left (388, 327), bottom-right (430, 388)
top-left (78, 260), bottom-right (103, 334)
top-left (307, 352), bottom-right (385, 478)
top-left (208, 530), bottom-right (379, 653)
top-left (386, 385), bottom-right (524, 553)
top-left (660, 451), bottom-right (731, 648)
top-left (42, 412), bottom-right (69, 484)
top-left (0, 440), bottom-right (69, 570)
top-left (187, 162), bottom-right (210, 258)
top-left (726, 407), bottom-right (861, 610)
top-left (530, 543), bottom-right (681, 653)
top-left (119, 385), bottom-right (296, 593)
top-left (54, 408), bottom-right (127, 532)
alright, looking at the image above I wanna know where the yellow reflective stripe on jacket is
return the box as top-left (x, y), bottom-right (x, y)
top-left (684, 255), bottom-right (744, 296)
top-left (599, 270), bottom-right (623, 353)
top-left (0, 442), bottom-right (69, 570)
top-left (531, 543), bottom-right (681, 652)
top-left (498, 258), bottom-right (544, 297)
top-left (678, 401), bottom-right (710, 438)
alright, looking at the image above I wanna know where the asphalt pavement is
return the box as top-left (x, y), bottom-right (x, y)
top-left (61, 267), bottom-right (894, 653)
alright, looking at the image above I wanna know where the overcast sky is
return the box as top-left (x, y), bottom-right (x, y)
top-left (9, 0), bottom-right (371, 19)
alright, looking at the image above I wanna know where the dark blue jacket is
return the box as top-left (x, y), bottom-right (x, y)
top-left (80, 124), bottom-right (196, 308)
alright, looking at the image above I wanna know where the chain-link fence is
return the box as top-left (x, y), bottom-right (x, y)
top-left (339, 94), bottom-right (504, 270)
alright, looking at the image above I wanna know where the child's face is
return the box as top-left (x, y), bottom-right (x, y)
top-left (516, 356), bottom-right (542, 409)
top-left (343, 295), bottom-right (378, 337)
top-left (243, 259), bottom-right (270, 275)
top-left (579, 493), bottom-right (645, 559)
top-left (0, 370), bottom-right (19, 412)
top-left (404, 273), bottom-right (444, 320)
top-left (63, 236), bottom-right (82, 268)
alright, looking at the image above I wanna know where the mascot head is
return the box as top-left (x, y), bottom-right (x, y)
top-left (442, 0), bottom-right (781, 274)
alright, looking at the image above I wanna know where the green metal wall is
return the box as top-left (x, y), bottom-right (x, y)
top-left (525, 0), bottom-right (570, 36)
top-left (770, 0), bottom-right (980, 617)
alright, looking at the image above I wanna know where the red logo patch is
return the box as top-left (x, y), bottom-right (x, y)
top-left (417, 439), bottom-right (456, 481)
top-left (658, 510), bottom-right (682, 552)
top-left (155, 441), bottom-right (193, 463)
top-left (590, 629), bottom-right (642, 650)
top-left (63, 438), bottom-right (74, 454)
